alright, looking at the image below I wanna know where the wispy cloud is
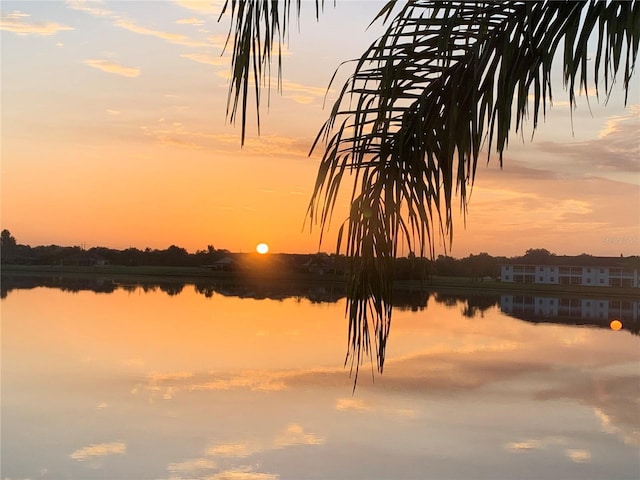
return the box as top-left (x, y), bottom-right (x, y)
top-left (535, 104), bottom-right (640, 176)
top-left (281, 80), bottom-right (328, 105)
top-left (66, 0), bottom-right (112, 17)
top-left (84, 59), bottom-right (141, 78)
top-left (181, 52), bottom-right (227, 66)
top-left (113, 18), bottom-right (210, 48)
top-left (67, 1), bottom-right (214, 48)
top-left (177, 17), bottom-right (204, 26)
top-left (69, 441), bottom-right (126, 461)
top-left (1, 11), bottom-right (74, 36)
top-left (174, 0), bottom-right (225, 15)
top-left (140, 118), bottom-right (312, 156)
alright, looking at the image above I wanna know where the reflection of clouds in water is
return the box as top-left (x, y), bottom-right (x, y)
top-left (166, 457), bottom-right (217, 475)
top-left (273, 423), bottom-right (325, 449)
top-left (69, 441), bottom-right (126, 461)
top-left (160, 465), bottom-right (278, 480)
top-left (164, 424), bottom-right (322, 480)
top-left (335, 397), bottom-right (416, 418)
top-left (595, 406), bottom-right (640, 447)
top-left (208, 467), bottom-right (279, 480)
top-left (206, 424), bottom-right (324, 459)
top-left (536, 373), bottom-right (640, 446)
top-left (336, 397), bottom-right (371, 412)
top-left (566, 449), bottom-right (592, 463)
top-left (206, 442), bottom-right (256, 457)
top-left (505, 437), bottom-right (592, 463)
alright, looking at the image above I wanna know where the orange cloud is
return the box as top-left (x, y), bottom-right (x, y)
top-left (114, 18), bottom-right (210, 48)
top-left (84, 59), bottom-right (141, 77)
top-left (181, 52), bottom-right (227, 66)
top-left (1, 11), bottom-right (74, 36)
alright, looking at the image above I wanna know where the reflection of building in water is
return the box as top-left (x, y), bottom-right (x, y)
top-left (500, 259), bottom-right (639, 288)
top-left (500, 295), bottom-right (639, 324)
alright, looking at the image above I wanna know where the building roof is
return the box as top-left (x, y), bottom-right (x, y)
top-left (502, 255), bottom-right (639, 268)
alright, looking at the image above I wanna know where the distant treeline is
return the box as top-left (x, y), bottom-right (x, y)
top-left (1, 229), bottom-right (637, 281)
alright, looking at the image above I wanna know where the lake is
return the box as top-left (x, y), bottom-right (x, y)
top-left (2, 277), bottom-right (639, 479)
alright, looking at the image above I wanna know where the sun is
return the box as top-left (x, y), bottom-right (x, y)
top-left (256, 243), bottom-right (269, 254)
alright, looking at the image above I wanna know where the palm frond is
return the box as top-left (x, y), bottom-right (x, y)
top-left (219, 1), bottom-right (640, 385)
top-left (219, 0), bottom-right (324, 144)
top-left (307, 0), bottom-right (639, 380)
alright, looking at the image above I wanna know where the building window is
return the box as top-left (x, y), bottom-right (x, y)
top-left (599, 279), bottom-right (604, 284)
top-left (586, 278), bottom-right (592, 284)
top-left (539, 276), bottom-right (544, 281)
top-left (505, 275), bottom-right (510, 280)
top-left (587, 268), bottom-right (591, 273)
top-left (600, 268), bottom-right (605, 273)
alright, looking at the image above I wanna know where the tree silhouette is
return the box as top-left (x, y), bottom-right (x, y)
top-left (219, 0), bottom-right (639, 379)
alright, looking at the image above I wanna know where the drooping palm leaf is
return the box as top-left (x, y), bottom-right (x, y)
top-left (219, 0), bottom-right (324, 144)
top-left (219, 1), bottom-right (640, 383)
top-left (306, 0), bottom-right (638, 380)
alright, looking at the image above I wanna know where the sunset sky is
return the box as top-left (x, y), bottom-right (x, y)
top-left (2, 0), bottom-right (639, 257)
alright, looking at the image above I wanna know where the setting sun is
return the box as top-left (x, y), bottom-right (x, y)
top-left (256, 243), bottom-right (269, 254)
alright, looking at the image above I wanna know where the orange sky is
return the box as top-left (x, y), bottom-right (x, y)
top-left (1, 1), bottom-right (639, 257)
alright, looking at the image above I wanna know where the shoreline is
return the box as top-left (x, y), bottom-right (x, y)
top-left (2, 264), bottom-right (638, 299)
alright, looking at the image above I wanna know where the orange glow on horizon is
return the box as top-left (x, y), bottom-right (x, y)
top-left (256, 243), bottom-right (269, 254)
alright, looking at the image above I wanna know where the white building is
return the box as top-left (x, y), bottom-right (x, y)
top-left (500, 262), bottom-right (639, 288)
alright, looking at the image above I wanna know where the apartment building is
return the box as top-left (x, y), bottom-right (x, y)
top-left (500, 257), bottom-right (639, 288)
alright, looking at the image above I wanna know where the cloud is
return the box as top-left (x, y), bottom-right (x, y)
top-left (174, 0), bottom-right (226, 15)
top-left (67, 1), bottom-right (213, 48)
top-left (84, 59), bottom-right (141, 77)
top-left (69, 441), bottom-right (126, 461)
top-left (534, 104), bottom-right (640, 175)
top-left (207, 34), bottom-right (229, 49)
top-left (113, 18), bottom-right (210, 48)
top-left (140, 118), bottom-right (311, 156)
top-left (177, 17), bottom-right (204, 26)
top-left (66, 0), bottom-right (112, 17)
top-left (1, 11), bottom-right (74, 36)
top-left (181, 52), bottom-right (227, 66)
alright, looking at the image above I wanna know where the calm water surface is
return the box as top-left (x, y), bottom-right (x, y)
top-left (2, 283), bottom-right (639, 479)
